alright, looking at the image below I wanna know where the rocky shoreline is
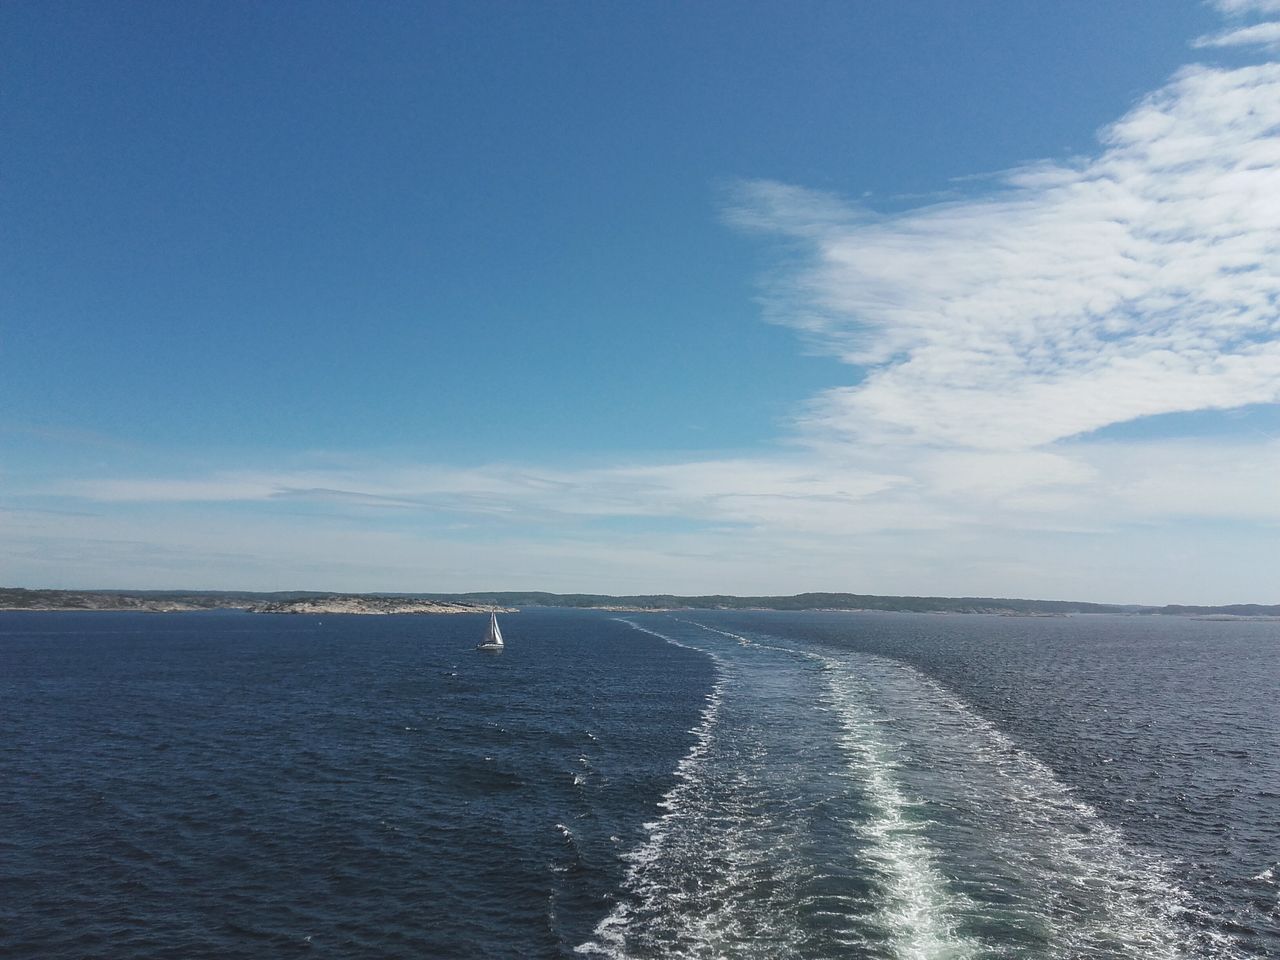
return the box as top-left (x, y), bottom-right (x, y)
top-left (0, 588), bottom-right (513, 615)
top-left (251, 597), bottom-right (512, 615)
top-left (0, 591), bottom-right (209, 612)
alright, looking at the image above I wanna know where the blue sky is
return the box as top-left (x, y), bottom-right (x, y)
top-left (4, 0), bottom-right (1279, 602)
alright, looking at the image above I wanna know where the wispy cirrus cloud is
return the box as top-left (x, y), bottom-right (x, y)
top-left (729, 61), bottom-right (1280, 451)
top-left (56, 458), bottom-right (911, 531)
top-left (1194, 20), bottom-right (1280, 49)
top-left (51, 433), bottom-right (1280, 535)
top-left (1210, 0), bottom-right (1280, 15)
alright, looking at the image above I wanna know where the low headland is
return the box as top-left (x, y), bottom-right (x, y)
top-left (0, 588), bottom-right (510, 616)
top-left (0, 586), bottom-right (1276, 618)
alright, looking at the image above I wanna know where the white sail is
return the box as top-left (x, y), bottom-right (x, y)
top-left (478, 609), bottom-right (504, 649)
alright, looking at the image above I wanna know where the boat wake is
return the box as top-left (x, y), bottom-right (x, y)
top-left (577, 618), bottom-right (1246, 960)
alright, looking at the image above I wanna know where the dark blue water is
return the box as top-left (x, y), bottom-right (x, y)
top-left (1, 609), bottom-right (1276, 959)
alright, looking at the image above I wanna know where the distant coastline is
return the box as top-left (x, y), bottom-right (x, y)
top-left (251, 597), bottom-right (515, 615)
top-left (1, 587), bottom-right (1276, 618)
top-left (0, 588), bottom-right (511, 616)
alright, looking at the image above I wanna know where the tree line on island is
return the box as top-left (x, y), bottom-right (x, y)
top-left (0, 586), bottom-right (1276, 617)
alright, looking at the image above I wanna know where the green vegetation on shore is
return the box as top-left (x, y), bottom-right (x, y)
top-left (1, 586), bottom-right (1276, 617)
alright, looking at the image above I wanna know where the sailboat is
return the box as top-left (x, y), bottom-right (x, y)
top-left (476, 609), bottom-right (504, 652)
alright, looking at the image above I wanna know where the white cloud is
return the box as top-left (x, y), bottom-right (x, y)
top-left (732, 61), bottom-right (1280, 452)
top-left (1210, 0), bottom-right (1280, 15)
top-left (12, 434), bottom-right (1280, 601)
top-left (47, 434), bottom-right (1280, 538)
top-left (56, 458), bottom-right (913, 531)
top-left (1194, 20), bottom-right (1280, 49)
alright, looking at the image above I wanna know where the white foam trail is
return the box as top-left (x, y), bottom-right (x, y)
top-left (903, 669), bottom-right (1243, 959)
top-left (580, 618), bottom-right (823, 958)
top-left (824, 664), bottom-right (983, 960)
top-left (678, 619), bottom-right (982, 959)
top-left (821, 650), bottom-right (1246, 960)
top-left (676, 619), bottom-right (983, 959)
top-left (576, 620), bottom-right (728, 958)
top-left (674, 618), bottom-right (793, 655)
top-left (582, 617), bottom-right (1246, 958)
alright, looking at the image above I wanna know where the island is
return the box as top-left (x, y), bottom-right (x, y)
top-left (1, 586), bottom-right (1276, 617)
top-left (250, 597), bottom-right (512, 615)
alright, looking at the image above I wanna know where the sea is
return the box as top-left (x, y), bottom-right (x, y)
top-left (1, 608), bottom-right (1276, 959)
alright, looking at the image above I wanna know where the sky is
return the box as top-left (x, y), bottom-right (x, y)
top-left (3, 0), bottom-right (1280, 603)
